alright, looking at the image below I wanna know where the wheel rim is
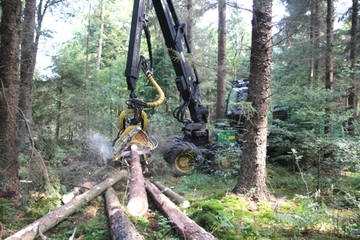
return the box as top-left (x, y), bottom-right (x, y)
top-left (218, 158), bottom-right (233, 171)
top-left (216, 150), bottom-right (236, 172)
top-left (174, 153), bottom-right (196, 173)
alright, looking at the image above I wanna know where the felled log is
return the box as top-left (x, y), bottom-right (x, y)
top-left (151, 181), bottom-right (190, 208)
top-left (62, 187), bottom-right (81, 204)
top-left (5, 170), bottom-right (128, 240)
top-left (127, 145), bottom-right (148, 216)
top-left (62, 182), bottom-right (95, 204)
top-left (145, 179), bottom-right (217, 240)
top-left (105, 187), bottom-right (145, 240)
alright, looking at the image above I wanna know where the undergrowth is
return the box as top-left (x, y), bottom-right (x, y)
top-left (2, 153), bottom-right (360, 239)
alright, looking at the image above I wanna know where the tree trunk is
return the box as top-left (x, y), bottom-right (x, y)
top-left (5, 170), bottom-right (128, 240)
top-left (347, 0), bottom-right (358, 135)
top-left (17, 0), bottom-right (65, 146)
top-left (324, 0), bottom-right (334, 156)
top-left (18, 0), bottom-right (37, 153)
top-left (151, 181), bottom-right (190, 208)
top-left (96, 0), bottom-right (105, 70)
top-left (145, 179), bottom-right (217, 240)
top-left (85, 4), bottom-right (91, 133)
top-left (232, 0), bottom-right (274, 202)
top-left (216, 0), bottom-right (226, 120)
top-left (310, 1), bottom-right (320, 84)
top-left (186, 0), bottom-right (193, 48)
top-left (325, 0), bottom-right (334, 90)
top-left (18, 0), bottom-right (64, 149)
top-left (55, 85), bottom-right (62, 140)
top-left (0, 0), bottom-right (22, 200)
top-left (105, 187), bottom-right (145, 240)
top-left (127, 145), bottom-right (148, 216)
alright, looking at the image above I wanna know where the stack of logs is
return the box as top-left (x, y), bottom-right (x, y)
top-left (5, 145), bottom-right (216, 240)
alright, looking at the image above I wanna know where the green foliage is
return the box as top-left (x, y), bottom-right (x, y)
top-left (190, 199), bottom-right (236, 239)
top-left (131, 212), bottom-right (178, 240)
top-left (341, 209), bottom-right (360, 236)
top-left (25, 197), bottom-right (62, 219)
top-left (267, 164), bottom-right (310, 197)
top-left (76, 218), bottom-right (111, 240)
top-left (276, 195), bottom-right (332, 237)
top-left (226, 10), bottom-right (251, 80)
top-left (0, 200), bottom-right (17, 223)
top-left (332, 137), bottom-right (360, 172)
top-left (151, 214), bottom-right (176, 239)
top-left (203, 142), bottom-right (242, 179)
top-left (171, 172), bottom-right (235, 196)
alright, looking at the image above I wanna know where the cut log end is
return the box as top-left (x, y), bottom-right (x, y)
top-left (127, 197), bottom-right (149, 216)
top-left (181, 200), bottom-right (191, 208)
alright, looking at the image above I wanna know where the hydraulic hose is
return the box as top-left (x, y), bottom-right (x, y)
top-left (143, 70), bottom-right (165, 108)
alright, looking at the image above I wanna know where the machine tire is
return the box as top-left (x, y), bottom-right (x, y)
top-left (208, 143), bottom-right (241, 173)
top-left (164, 141), bottom-right (203, 177)
top-left (166, 135), bottom-right (182, 142)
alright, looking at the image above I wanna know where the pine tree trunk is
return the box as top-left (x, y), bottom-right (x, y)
top-left (310, 1), bottom-right (320, 84)
top-left (85, 4), bottom-right (91, 132)
top-left (0, 0), bottom-right (22, 200)
top-left (186, 0), bottom-right (193, 48)
top-left (325, 0), bottom-right (334, 90)
top-left (232, 0), bottom-right (274, 202)
top-left (96, 0), bottom-right (105, 70)
top-left (324, 0), bottom-right (334, 160)
top-left (55, 85), bottom-right (62, 140)
top-left (18, 0), bottom-right (37, 153)
top-left (348, 0), bottom-right (358, 135)
top-left (216, 0), bottom-right (226, 120)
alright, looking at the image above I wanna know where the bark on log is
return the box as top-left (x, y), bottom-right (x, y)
top-left (145, 179), bottom-right (217, 240)
top-left (105, 187), bottom-right (145, 240)
top-left (5, 170), bottom-right (128, 240)
top-left (127, 145), bottom-right (148, 216)
top-left (151, 181), bottom-right (190, 208)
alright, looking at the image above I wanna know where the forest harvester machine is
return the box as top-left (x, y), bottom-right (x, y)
top-left (108, 0), bottom-right (247, 186)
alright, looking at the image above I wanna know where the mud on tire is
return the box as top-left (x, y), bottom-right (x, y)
top-left (163, 141), bottom-right (203, 177)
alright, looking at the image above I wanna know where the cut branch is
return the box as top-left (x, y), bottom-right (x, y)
top-left (5, 170), bottom-right (128, 240)
top-left (151, 180), bottom-right (190, 208)
top-left (145, 179), bottom-right (217, 240)
top-left (105, 187), bottom-right (145, 240)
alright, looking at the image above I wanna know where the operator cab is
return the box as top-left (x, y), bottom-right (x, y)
top-left (225, 79), bottom-right (249, 127)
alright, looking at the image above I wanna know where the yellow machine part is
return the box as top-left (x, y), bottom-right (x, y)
top-left (117, 125), bottom-right (153, 149)
top-left (113, 108), bottom-right (154, 161)
top-left (113, 125), bottom-right (154, 161)
top-left (119, 108), bottom-right (148, 132)
top-left (113, 71), bottom-right (163, 161)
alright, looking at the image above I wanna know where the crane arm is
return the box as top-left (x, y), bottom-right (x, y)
top-left (125, 0), bottom-right (208, 124)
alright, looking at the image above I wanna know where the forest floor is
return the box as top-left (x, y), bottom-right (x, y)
top-left (1, 138), bottom-right (360, 240)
